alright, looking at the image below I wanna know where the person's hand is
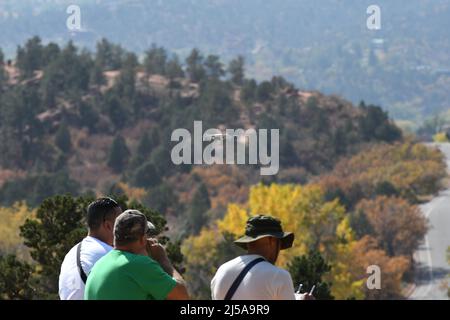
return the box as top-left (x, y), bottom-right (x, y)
top-left (146, 238), bottom-right (169, 263)
top-left (295, 293), bottom-right (316, 300)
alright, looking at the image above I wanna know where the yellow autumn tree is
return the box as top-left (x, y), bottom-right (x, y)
top-left (116, 182), bottom-right (147, 202)
top-left (216, 203), bottom-right (249, 236)
top-left (325, 216), bottom-right (365, 299)
top-left (0, 202), bottom-right (35, 261)
top-left (181, 227), bottom-right (243, 299)
top-left (218, 183), bottom-right (347, 267)
top-left (216, 183), bottom-right (366, 299)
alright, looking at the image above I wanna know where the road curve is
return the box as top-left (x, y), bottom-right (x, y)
top-left (409, 143), bottom-right (450, 300)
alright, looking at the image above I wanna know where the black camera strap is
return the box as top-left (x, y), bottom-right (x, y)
top-left (76, 242), bottom-right (88, 284)
top-left (224, 257), bottom-right (265, 300)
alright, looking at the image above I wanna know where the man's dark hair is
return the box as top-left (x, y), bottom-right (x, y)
top-left (87, 197), bottom-right (120, 230)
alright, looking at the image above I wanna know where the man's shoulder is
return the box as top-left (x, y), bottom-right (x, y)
top-left (273, 266), bottom-right (291, 278)
top-left (60, 241), bottom-right (81, 268)
top-left (269, 265), bottom-right (293, 285)
top-left (217, 256), bottom-right (245, 271)
top-left (108, 250), bottom-right (159, 269)
top-left (83, 237), bottom-right (112, 254)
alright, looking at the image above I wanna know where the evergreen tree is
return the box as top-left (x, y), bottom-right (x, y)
top-left (256, 81), bottom-right (273, 102)
top-left (166, 55), bottom-right (185, 80)
top-left (186, 183), bottom-right (211, 235)
top-left (55, 123), bottom-right (72, 153)
top-left (89, 62), bottom-right (106, 87)
top-left (204, 55), bottom-right (225, 79)
top-left (186, 48), bottom-right (205, 82)
top-left (241, 79), bottom-right (257, 103)
top-left (149, 144), bottom-right (172, 176)
top-left (358, 104), bottom-right (401, 142)
top-left (137, 128), bottom-right (160, 158)
top-left (16, 36), bottom-right (44, 78)
top-left (228, 55), bottom-right (245, 85)
top-left (0, 254), bottom-right (34, 300)
top-left (198, 78), bottom-right (234, 124)
top-left (288, 251), bottom-right (334, 300)
top-left (144, 182), bottom-right (179, 216)
top-left (143, 45), bottom-right (167, 75)
top-left (40, 41), bottom-right (91, 107)
top-left (115, 52), bottom-right (138, 99)
top-left (104, 93), bottom-right (128, 129)
top-left (95, 38), bottom-right (125, 70)
top-left (79, 101), bottom-right (100, 133)
top-left (19, 195), bottom-right (90, 298)
top-left (107, 135), bottom-right (130, 173)
top-left (132, 161), bottom-right (161, 189)
top-left (41, 42), bottom-right (61, 67)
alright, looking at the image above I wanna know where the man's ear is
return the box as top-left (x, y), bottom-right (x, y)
top-left (104, 219), bottom-right (114, 232)
top-left (140, 234), bottom-right (147, 246)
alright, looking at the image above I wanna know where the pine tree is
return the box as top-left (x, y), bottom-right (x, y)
top-left (186, 183), bottom-right (211, 235)
top-left (204, 55), bottom-right (225, 79)
top-left (16, 36), bottom-right (44, 78)
top-left (143, 45), bottom-right (167, 75)
top-left (107, 135), bottom-right (130, 173)
top-left (89, 62), bottom-right (106, 87)
top-left (144, 182), bottom-right (179, 216)
top-left (228, 55), bottom-right (245, 85)
top-left (256, 81), bottom-right (273, 102)
top-left (288, 251), bottom-right (334, 300)
top-left (0, 254), bottom-right (34, 300)
top-left (115, 53), bottom-right (138, 99)
top-left (55, 123), bottom-right (72, 153)
top-left (132, 161), bottom-right (161, 189)
top-left (95, 38), bottom-right (125, 70)
top-left (186, 49), bottom-right (205, 82)
top-left (166, 55), bottom-right (185, 80)
top-left (241, 79), bottom-right (257, 102)
top-left (137, 128), bottom-right (160, 159)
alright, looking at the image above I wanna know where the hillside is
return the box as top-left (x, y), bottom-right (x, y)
top-left (0, 37), bottom-right (447, 300)
top-left (0, 37), bottom-right (404, 230)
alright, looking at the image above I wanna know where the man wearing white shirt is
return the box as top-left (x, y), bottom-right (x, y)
top-left (211, 215), bottom-right (314, 300)
top-left (58, 197), bottom-right (122, 300)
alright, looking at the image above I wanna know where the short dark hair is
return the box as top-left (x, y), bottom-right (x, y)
top-left (87, 197), bottom-right (120, 230)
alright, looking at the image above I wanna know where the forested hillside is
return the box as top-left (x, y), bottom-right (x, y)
top-left (0, 37), bottom-right (446, 299)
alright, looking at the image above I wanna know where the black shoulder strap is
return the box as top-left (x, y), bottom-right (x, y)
top-left (76, 242), bottom-right (88, 284)
top-left (224, 257), bottom-right (265, 300)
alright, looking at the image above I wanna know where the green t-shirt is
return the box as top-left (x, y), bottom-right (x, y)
top-left (84, 249), bottom-right (177, 300)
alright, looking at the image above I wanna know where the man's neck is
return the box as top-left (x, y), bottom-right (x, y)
top-left (87, 231), bottom-right (111, 246)
top-left (115, 245), bottom-right (147, 256)
top-left (246, 250), bottom-right (268, 260)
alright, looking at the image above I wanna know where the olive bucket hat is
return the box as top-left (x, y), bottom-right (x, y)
top-left (234, 215), bottom-right (294, 250)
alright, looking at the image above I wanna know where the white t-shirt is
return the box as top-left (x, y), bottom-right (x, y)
top-left (211, 254), bottom-right (296, 300)
top-left (58, 236), bottom-right (112, 300)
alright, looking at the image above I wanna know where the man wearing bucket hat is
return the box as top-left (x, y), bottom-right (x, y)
top-left (211, 215), bottom-right (314, 300)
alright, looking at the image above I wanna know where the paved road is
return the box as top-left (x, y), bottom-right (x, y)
top-left (409, 143), bottom-right (450, 300)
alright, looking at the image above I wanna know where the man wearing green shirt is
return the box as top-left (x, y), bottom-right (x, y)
top-left (85, 209), bottom-right (189, 300)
